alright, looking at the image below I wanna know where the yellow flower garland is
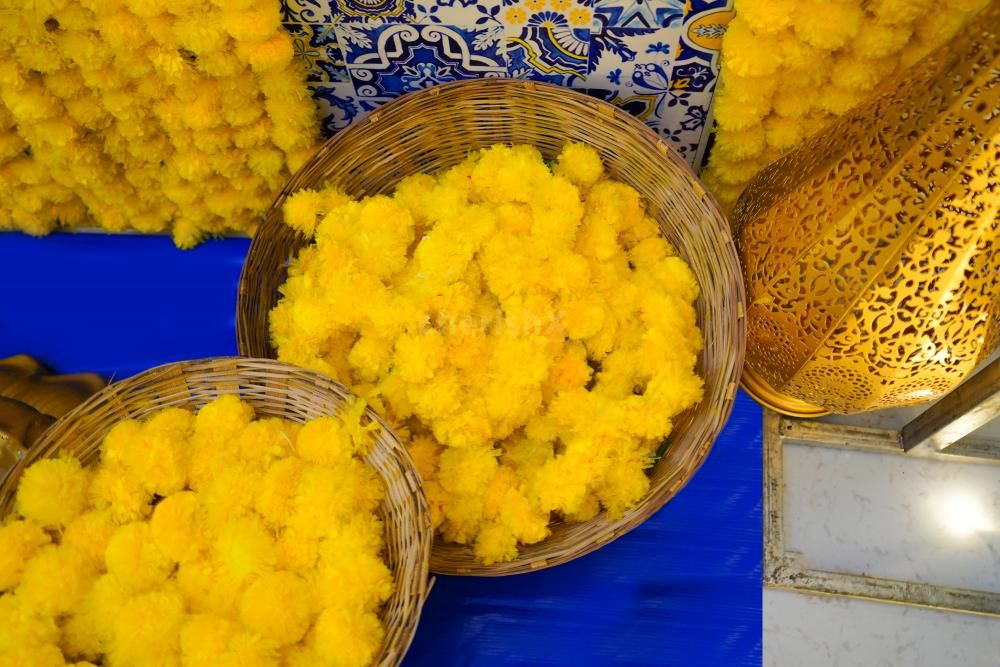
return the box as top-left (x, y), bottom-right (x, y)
top-left (0, 1), bottom-right (318, 247)
top-left (270, 143), bottom-right (705, 564)
top-left (703, 0), bottom-right (990, 209)
top-left (0, 396), bottom-right (391, 667)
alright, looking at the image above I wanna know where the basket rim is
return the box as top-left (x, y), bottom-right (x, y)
top-left (257, 78), bottom-right (723, 226)
top-left (0, 356), bottom-right (433, 667)
top-left (236, 78), bottom-right (747, 576)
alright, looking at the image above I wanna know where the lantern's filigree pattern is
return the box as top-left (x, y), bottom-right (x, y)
top-left (733, 3), bottom-right (1000, 415)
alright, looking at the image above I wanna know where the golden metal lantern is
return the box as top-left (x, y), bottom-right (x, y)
top-left (732, 3), bottom-right (1000, 416)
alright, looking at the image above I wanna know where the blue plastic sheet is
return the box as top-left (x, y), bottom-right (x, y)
top-left (0, 232), bottom-right (762, 666)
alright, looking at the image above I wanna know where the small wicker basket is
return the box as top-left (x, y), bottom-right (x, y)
top-left (237, 79), bottom-right (746, 575)
top-left (0, 357), bottom-right (431, 667)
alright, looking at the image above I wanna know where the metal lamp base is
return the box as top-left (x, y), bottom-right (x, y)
top-left (741, 366), bottom-right (830, 419)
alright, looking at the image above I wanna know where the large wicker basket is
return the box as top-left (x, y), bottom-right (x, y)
top-left (237, 79), bottom-right (746, 575)
top-left (0, 357), bottom-right (431, 667)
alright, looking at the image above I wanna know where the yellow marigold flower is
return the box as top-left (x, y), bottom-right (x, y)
top-left (438, 445), bottom-right (498, 496)
top-left (532, 453), bottom-right (590, 515)
top-left (88, 463), bottom-right (152, 524)
top-left (312, 607), bottom-right (385, 667)
top-left (121, 0), bottom-right (165, 18)
top-left (712, 84), bottom-right (771, 131)
top-left (0, 520), bottom-right (49, 591)
top-left (62, 574), bottom-right (128, 659)
top-left (870, 0), bottom-right (934, 25)
top-left (219, 630), bottom-right (278, 667)
top-left (794, 0), bottom-right (863, 49)
top-left (221, 5), bottom-right (279, 42)
top-left (285, 146), bottom-right (315, 173)
top-left (171, 13), bottom-right (227, 54)
top-left (555, 142), bottom-right (604, 189)
top-left (596, 452), bottom-right (651, 519)
top-left (105, 522), bottom-right (172, 594)
top-left (393, 329), bottom-right (446, 383)
top-left (295, 415), bottom-right (352, 465)
top-left (773, 85), bottom-right (815, 119)
top-left (275, 527), bottom-right (319, 571)
top-left (819, 85), bottom-right (865, 115)
top-left (289, 461), bottom-right (381, 538)
top-left (325, 513), bottom-right (385, 559)
top-left (737, 0), bottom-right (797, 34)
top-left (471, 144), bottom-right (550, 204)
top-left (15, 456), bottom-right (89, 528)
top-left (149, 491), bottom-right (206, 563)
top-left (710, 157), bottom-right (770, 186)
top-left (407, 435), bottom-right (440, 481)
top-left (199, 49), bottom-right (247, 78)
top-left (723, 18), bottom-right (780, 77)
top-left (764, 115), bottom-right (805, 151)
top-left (188, 395), bottom-right (253, 480)
top-left (62, 509), bottom-right (117, 568)
top-left (180, 613), bottom-right (236, 665)
top-left (914, 9), bottom-right (969, 52)
top-left (851, 20), bottom-right (913, 58)
top-left (96, 11), bottom-right (149, 52)
top-left (0, 594), bottom-right (59, 654)
top-left (0, 644), bottom-right (66, 667)
top-left (119, 407), bottom-right (191, 495)
top-left (211, 514), bottom-right (276, 584)
top-left (239, 571), bottom-right (313, 645)
top-left (174, 558), bottom-right (215, 614)
top-left (255, 457), bottom-right (306, 528)
top-left (237, 417), bottom-right (296, 466)
top-left (17, 545), bottom-right (96, 616)
top-left (283, 188), bottom-right (326, 237)
top-left (712, 126), bottom-right (767, 162)
top-left (108, 586), bottom-right (185, 666)
top-left (564, 492), bottom-right (601, 522)
top-left (473, 521), bottom-right (518, 565)
top-left (237, 33), bottom-right (295, 72)
top-left (200, 461), bottom-right (262, 528)
top-left (831, 57), bottom-right (896, 92)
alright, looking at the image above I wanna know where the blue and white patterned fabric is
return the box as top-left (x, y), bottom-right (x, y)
top-left (282, 0), bottom-right (733, 167)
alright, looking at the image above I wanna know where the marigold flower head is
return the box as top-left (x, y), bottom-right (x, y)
top-left (15, 456), bottom-right (89, 528)
top-left (794, 0), bottom-right (863, 49)
top-left (17, 545), bottom-right (96, 616)
top-left (211, 514), bottom-right (276, 584)
top-left (108, 586), bottom-right (185, 665)
top-left (0, 520), bottom-right (50, 591)
top-left (88, 463), bottom-right (152, 524)
top-left (105, 522), bottom-right (172, 594)
top-left (61, 509), bottom-right (117, 568)
top-left (238, 571), bottom-right (313, 646)
top-left (0, 593), bottom-right (59, 654)
top-left (312, 607), bottom-right (384, 667)
top-left (723, 18), bottom-right (781, 77)
top-left (149, 491), bottom-right (206, 563)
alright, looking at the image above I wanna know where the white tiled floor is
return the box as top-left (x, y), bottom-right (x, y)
top-left (766, 350), bottom-right (1000, 667)
top-left (783, 443), bottom-right (1000, 594)
top-left (765, 589), bottom-right (1000, 667)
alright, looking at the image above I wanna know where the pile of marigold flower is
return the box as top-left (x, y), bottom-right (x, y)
top-left (0, 0), bottom-right (318, 247)
top-left (702, 0), bottom-right (990, 208)
top-left (0, 395), bottom-right (391, 667)
top-left (270, 143), bottom-right (705, 564)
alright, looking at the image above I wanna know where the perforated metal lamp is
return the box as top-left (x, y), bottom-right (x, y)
top-left (732, 4), bottom-right (1000, 416)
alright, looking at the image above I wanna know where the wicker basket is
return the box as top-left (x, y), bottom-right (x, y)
top-left (237, 79), bottom-right (746, 575)
top-left (0, 357), bottom-right (431, 667)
